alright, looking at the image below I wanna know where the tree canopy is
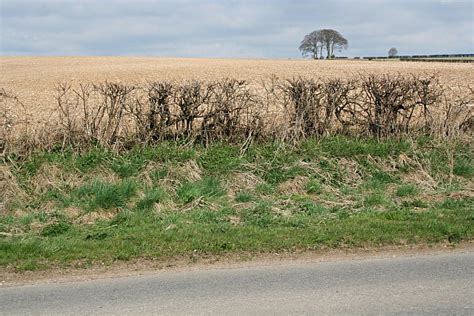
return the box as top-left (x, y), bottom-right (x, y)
top-left (299, 29), bottom-right (348, 59)
top-left (388, 47), bottom-right (398, 57)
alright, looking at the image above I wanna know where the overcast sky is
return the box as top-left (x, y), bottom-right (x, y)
top-left (1, 0), bottom-right (473, 58)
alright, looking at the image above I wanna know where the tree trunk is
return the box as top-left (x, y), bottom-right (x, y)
top-left (326, 40), bottom-right (331, 59)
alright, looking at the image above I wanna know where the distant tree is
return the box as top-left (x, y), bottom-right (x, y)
top-left (319, 29), bottom-right (348, 59)
top-left (388, 47), bottom-right (398, 58)
top-left (299, 29), bottom-right (348, 59)
top-left (299, 31), bottom-right (323, 59)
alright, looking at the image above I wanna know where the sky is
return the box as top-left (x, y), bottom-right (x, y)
top-left (0, 0), bottom-right (473, 58)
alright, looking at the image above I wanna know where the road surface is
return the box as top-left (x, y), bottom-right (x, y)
top-left (1, 251), bottom-right (473, 315)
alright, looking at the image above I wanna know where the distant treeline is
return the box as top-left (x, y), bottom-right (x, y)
top-left (362, 54), bottom-right (474, 61)
top-left (398, 58), bottom-right (473, 63)
top-left (317, 54), bottom-right (473, 62)
top-left (399, 54), bottom-right (474, 58)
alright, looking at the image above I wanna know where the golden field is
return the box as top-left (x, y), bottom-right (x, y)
top-left (1, 56), bottom-right (473, 112)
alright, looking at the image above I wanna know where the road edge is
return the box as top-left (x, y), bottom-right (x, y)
top-left (2, 241), bottom-right (473, 287)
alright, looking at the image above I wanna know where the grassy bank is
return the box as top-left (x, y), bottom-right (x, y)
top-left (1, 136), bottom-right (473, 271)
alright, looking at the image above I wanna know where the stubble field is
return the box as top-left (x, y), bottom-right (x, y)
top-left (1, 56), bottom-right (473, 121)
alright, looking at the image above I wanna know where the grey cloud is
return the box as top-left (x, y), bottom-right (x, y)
top-left (1, 0), bottom-right (472, 57)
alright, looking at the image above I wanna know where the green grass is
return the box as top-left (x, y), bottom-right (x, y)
top-left (41, 222), bottom-right (72, 237)
top-left (396, 184), bottom-right (418, 197)
top-left (305, 179), bottom-right (323, 194)
top-left (176, 177), bottom-right (225, 203)
top-left (73, 180), bottom-right (137, 211)
top-left (1, 200), bottom-right (471, 270)
top-left (198, 144), bottom-right (242, 174)
top-left (316, 136), bottom-right (411, 157)
top-left (364, 191), bottom-right (390, 207)
top-left (136, 187), bottom-right (167, 210)
top-left (1, 136), bottom-right (472, 271)
top-left (235, 191), bottom-right (255, 203)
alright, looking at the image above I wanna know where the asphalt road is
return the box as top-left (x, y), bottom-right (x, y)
top-left (1, 251), bottom-right (473, 315)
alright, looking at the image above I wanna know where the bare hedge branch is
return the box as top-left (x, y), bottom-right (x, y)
top-left (1, 73), bottom-right (472, 155)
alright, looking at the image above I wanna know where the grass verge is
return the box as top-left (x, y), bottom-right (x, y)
top-left (1, 136), bottom-right (472, 272)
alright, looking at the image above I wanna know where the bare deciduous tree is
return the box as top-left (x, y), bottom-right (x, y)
top-left (300, 29), bottom-right (348, 59)
top-left (319, 29), bottom-right (348, 59)
top-left (299, 31), bottom-right (323, 59)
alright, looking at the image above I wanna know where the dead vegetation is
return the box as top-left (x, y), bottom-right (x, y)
top-left (1, 73), bottom-right (472, 156)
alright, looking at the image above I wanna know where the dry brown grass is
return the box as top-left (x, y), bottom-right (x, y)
top-left (0, 165), bottom-right (27, 213)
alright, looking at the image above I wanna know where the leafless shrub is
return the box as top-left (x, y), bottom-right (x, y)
top-left (1, 73), bottom-right (472, 156)
top-left (360, 74), bottom-right (442, 137)
top-left (257, 75), bottom-right (284, 141)
top-left (93, 82), bottom-right (135, 147)
top-left (281, 77), bottom-right (323, 139)
top-left (0, 88), bottom-right (35, 155)
top-left (0, 89), bottom-right (15, 156)
top-left (55, 82), bottom-right (82, 147)
top-left (147, 81), bottom-right (174, 140)
top-left (437, 86), bottom-right (474, 138)
top-left (54, 81), bottom-right (137, 150)
top-left (281, 77), bottom-right (360, 139)
top-left (175, 80), bottom-right (212, 138)
top-left (72, 84), bottom-right (94, 141)
top-left (322, 78), bottom-right (359, 135)
top-left (201, 79), bottom-right (259, 144)
top-left (125, 81), bottom-right (174, 143)
top-left (410, 74), bottom-right (443, 132)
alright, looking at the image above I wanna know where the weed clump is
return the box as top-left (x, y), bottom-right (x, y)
top-left (74, 180), bottom-right (137, 211)
top-left (176, 177), bottom-right (224, 204)
top-left (396, 184), bottom-right (418, 197)
top-left (136, 188), bottom-right (167, 210)
top-left (41, 222), bottom-right (71, 237)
